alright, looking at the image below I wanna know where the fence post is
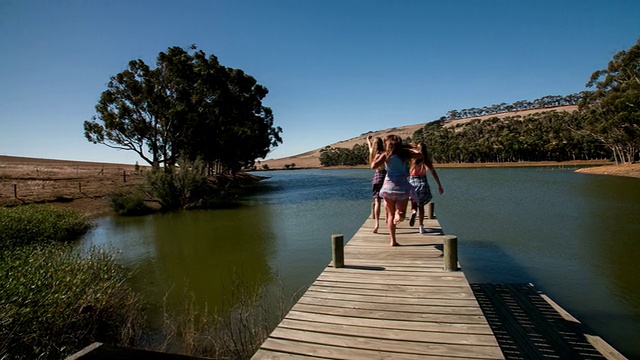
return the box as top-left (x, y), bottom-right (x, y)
top-left (332, 234), bottom-right (344, 268)
top-left (443, 235), bottom-right (458, 271)
top-left (123, 170), bottom-right (127, 183)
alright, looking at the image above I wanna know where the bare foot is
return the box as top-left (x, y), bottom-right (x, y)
top-left (373, 225), bottom-right (378, 233)
top-left (390, 242), bottom-right (400, 246)
top-left (393, 211), bottom-right (405, 225)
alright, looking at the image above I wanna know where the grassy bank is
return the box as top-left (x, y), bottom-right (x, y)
top-left (0, 205), bottom-right (143, 359)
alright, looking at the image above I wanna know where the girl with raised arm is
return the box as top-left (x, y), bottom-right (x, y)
top-left (371, 134), bottom-right (422, 246)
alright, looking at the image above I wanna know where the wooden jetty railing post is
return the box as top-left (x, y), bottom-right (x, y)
top-left (427, 202), bottom-right (435, 219)
top-left (331, 234), bottom-right (344, 268)
top-left (443, 235), bottom-right (458, 271)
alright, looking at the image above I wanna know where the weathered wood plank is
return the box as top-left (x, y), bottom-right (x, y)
top-left (289, 303), bottom-right (489, 324)
top-left (257, 337), bottom-right (486, 360)
top-left (303, 289), bottom-right (478, 306)
top-left (308, 283), bottom-right (477, 299)
top-left (268, 327), bottom-right (504, 359)
top-left (251, 349), bottom-right (324, 359)
top-left (277, 318), bottom-right (499, 346)
top-left (295, 296), bottom-right (484, 315)
top-left (315, 273), bottom-right (467, 287)
top-left (285, 310), bottom-right (495, 335)
top-left (310, 279), bottom-right (468, 292)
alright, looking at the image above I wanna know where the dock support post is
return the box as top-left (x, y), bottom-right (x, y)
top-left (427, 202), bottom-right (435, 219)
top-left (443, 235), bottom-right (458, 271)
top-left (332, 234), bottom-right (344, 268)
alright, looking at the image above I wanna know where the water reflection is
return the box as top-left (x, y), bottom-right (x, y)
top-left (78, 169), bottom-right (373, 311)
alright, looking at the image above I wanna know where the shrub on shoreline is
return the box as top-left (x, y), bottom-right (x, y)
top-left (110, 189), bottom-right (154, 216)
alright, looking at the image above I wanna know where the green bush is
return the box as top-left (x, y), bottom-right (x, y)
top-left (0, 205), bottom-right (89, 250)
top-left (146, 160), bottom-right (214, 210)
top-left (110, 190), bottom-right (153, 216)
top-left (0, 244), bottom-right (144, 359)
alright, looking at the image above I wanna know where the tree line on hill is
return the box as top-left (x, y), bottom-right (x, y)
top-left (320, 37), bottom-right (640, 167)
top-left (442, 93), bottom-right (582, 121)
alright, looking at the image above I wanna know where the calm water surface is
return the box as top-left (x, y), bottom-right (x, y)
top-left (79, 168), bottom-right (640, 358)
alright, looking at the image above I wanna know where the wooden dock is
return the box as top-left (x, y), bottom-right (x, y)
top-left (252, 213), bottom-right (505, 359)
top-left (251, 211), bottom-right (628, 360)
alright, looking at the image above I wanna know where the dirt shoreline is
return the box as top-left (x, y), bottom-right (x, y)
top-left (2, 155), bottom-right (638, 219)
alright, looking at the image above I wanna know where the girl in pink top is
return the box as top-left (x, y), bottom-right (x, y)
top-left (408, 143), bottom-right (444, 233)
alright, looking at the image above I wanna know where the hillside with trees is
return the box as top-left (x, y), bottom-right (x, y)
top-left (309, 38), bottom-right (640, 168)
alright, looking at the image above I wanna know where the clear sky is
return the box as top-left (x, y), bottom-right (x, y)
top-left (1, 1), bottom-right (639, 164)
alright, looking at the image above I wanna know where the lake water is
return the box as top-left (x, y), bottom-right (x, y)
top-left (79, 167), bottom-right (640, 359)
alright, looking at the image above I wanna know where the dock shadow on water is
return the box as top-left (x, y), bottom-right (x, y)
top-left (472, 283), bottom-right (609, 360)
top-left (460, 241), bottom-right (617, 359)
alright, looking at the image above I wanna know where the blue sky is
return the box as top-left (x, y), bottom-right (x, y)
top-left (1, 1), bottom-right (639, 164)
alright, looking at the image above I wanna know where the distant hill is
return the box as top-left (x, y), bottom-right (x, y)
top-left (258, 105), bottom-right (578, 169)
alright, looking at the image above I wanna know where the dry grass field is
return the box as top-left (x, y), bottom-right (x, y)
top-left (0, 155), bottom-right (145, 217)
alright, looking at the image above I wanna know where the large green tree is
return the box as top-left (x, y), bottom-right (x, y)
top-left (84, 46), bottom-right (282, 172)
top-left (580, 38), bottom-right (640, 164)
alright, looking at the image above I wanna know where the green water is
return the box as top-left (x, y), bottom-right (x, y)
top-left (79, 168), bottom-right (640, 358)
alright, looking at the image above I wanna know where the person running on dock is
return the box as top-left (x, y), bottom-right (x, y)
top-left (408, 142), bottom-right (444, 233)
top-left (367, 135), bottom-right (387, 234)
top-left (371, 134), bottom-right (422, 246)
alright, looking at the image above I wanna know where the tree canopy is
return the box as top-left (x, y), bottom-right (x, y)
top-left (84, 46), bottom-right (282, 173)
top-left (579, 37), bottom-right (640, 164)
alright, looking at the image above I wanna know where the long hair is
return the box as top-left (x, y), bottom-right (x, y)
top-left (411, 142), bottom-right (431, 169)
top-left (384, 134), bottom-right (413, 161)
top-left (384, 134), bottom-right (402, 157)
top-left (369, 137), bottom-right (385, 164)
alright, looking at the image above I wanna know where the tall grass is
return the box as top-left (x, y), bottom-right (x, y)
top-left (0, 204), bottom-right (89, 249)
top-left (153, 276), bottom-right (290, 359)
top-left (0, 205), bottom-right (144, 359)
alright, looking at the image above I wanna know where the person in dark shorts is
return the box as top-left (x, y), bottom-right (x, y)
top-left (367, 135), bottom-right (386, 233)
top-left (408, 142), bottom-right (444, 233)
